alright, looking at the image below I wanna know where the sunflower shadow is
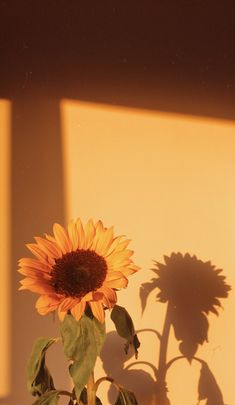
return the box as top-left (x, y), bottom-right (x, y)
top-left (100, 331), bottom-right (157, 405)
top-left (140, 252), bottom-right (231, 405)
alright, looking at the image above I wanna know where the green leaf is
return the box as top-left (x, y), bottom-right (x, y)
top-left (115, 388), bottom-right (139, 405)
top-left (111, 305), bottom-right (140, 358)
top-left (60, 314), bottom-right (106, 400)
top-left (32, 390), bottom-right (60, 405)
top-left (198, 362), bottom-right (224, 404)
top-left (27, 337), bottom-right (57, 396)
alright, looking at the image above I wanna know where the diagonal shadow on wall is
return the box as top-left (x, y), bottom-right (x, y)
top-left (9, 96), bottom-right (68, 405)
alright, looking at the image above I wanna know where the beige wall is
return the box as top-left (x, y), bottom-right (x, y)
top-left (9, 98), bottom-right (67, 405)
top-left (1, 98), bottom-right (235, 404)
top-left (0, 100), bottom-right (11, 401)
top-left (61, 100), bottom-right (235, 404)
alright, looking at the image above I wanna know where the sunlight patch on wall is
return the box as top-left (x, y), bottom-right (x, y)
top-left (61, 99), bottom-right (235, 405)
top-left (0, 100), bottom-right (11, 398)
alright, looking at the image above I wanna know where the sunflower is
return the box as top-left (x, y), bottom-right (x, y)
top-left (18, 219), bottom-right (139, 323)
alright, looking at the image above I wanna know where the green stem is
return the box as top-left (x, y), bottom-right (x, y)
top-left (87, 372), bottom-right (96, 405)
top-left (59, 390), bottom-right (73, 397)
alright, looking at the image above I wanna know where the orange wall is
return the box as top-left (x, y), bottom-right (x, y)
top-left (0, 100), bottom-right (11, 399)
top-left (61, 100), bottom-right (235, 404)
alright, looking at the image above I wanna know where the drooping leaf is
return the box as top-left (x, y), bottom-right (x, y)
top-left (171, 307), bottom-right (209, 360)
top-left (60, 313), bottom-right (106, 400)
top-left (27, 337), bottom-right (57, 396)
top-left (32, 390), bottom-right (60, 405)
top-left (59, 314), bottom-right (82, 360)
top-left (198, 362), bottom-right (225, 405)
top-left (114, 387), bottom-right (139, 405)
top-left (111, 305), bottom-right (140, 358)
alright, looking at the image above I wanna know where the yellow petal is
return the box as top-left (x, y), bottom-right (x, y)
top-left (90, 220), bottom-right (105, 250)
top-left (101, 294), bottom-right (110, 309)
top-left (104, 275), bottom-right (128, 289)
top-left (35, 294), bottom-right (62, 315)
top-left (106, 250), bottom-right (134, 267)
top-left (89, 301), bottom-right (105, 323)
top-left (58, 309), bottom-right (67, 321)
top-left (45, 233), bottom-right (57, 244)
top-left (98, 286), bottom-right (117, 309)
top-left (111, 239), bottom-right (131, 254)
top-left (18, 266), bottom-right (51, 280)
top-left (76, 218), bottom-right (85, 249)
top-left (95, 220), bottom-right (104, 234)
top-left (19, 258), bottom-right (51, 272)
top-left (105, 236), bottom-right (125, 256)
top-left (82, 292), bottom-right (94, 301)
top-left (59, 297), bottom-right (78, 312)
top-left (117, 264), bottom-right (140, 277)
top-left (71, 301), bottom-right (86, 321)
top-left (26, 243), bottom-right (52, 265)
top-left (94, 226), bottom-right (114, 255)
top-left (105, 271), bottom-right (125, 281)
top-left (53, 223), bottom-right (72, 253)
top-left (19, 278), bottom-right (54, 294)
top-left (84, 219), bottom-right (95, 249)
top-left (34, 236), bottom-right (62, 259)
top-left (68, 220), bottom-right (79, 251)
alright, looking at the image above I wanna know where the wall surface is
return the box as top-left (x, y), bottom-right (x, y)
top-left (61, 99), bottom-right (235, 404)
top-left (8, 99), bottom-right (67, 405)
top-left (1, 3), bottom-right (235, 404)
top-left (1, 98), bottom-right (235, 404)
top-left (1, 2), bottom-right (235, 120)
top-left (0, 100), bottom-right (11, 403)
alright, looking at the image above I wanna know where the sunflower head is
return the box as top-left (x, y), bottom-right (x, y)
top-left (18, 219), bottom-right (140, 323)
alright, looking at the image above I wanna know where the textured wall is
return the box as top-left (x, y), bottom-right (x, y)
top-left (61, 99), bottom-right (235, 404)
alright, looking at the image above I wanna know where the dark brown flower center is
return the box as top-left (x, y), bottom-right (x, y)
top-left (50, 249), bottom-right (107, 298)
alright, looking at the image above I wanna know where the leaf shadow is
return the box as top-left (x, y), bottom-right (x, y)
top-left (197, 360), bottom-right (225, 405)
top-left (99, 331), bottom-right (157, 404)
